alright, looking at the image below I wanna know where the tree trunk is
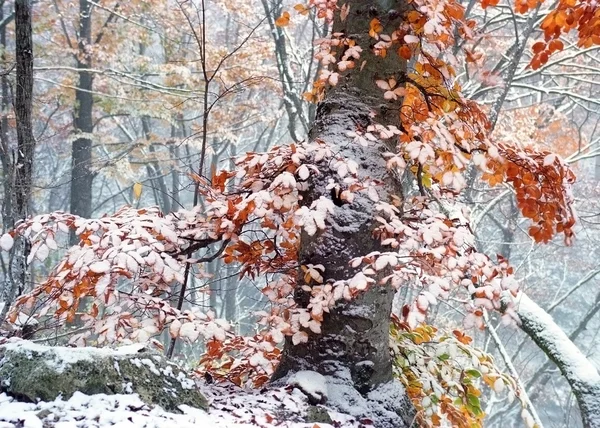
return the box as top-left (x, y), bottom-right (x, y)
top-left (0, 0), bottom-right (11, 229)
top-left (70, 0), bottom-right (94, 225)
top-left (141, 116), bottom-right (171, 214)
top-left (1, 0), bottom-right (35, 319)
top-left (14, 0), bottom-right (34, 221)
top-left (272, 1), bottom-right (414, 425)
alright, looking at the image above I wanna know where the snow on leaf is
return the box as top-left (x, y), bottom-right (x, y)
top-left (90, 261), bottom-right (111, 274)
top-left (169, 319), bottom-right (182, 338)
top-left (308, 320), bottom-right (322, 334)
top-left (95, 274), bottom-right (111, 295)
top-left (543, 154), bottom-right (557, 166)
top-left (270, 172), bottom-right (297, 190)
top-left (404, 34), bottom-right (419, 44)
top-left (303, 264), bottom-right (325, 283)
top-left (178, 322), bottom-right (199, 342)
top-left (375, 253), bottom-right (398, 270)
top-left (292, 331), bottom-right (309, 345)
top-left (368, 186), bottom-right (380, 202)
top-left (376, 79), bottom-right (390, 90)
top-left (493, 377), bottom-right (505, 393)
top-left (297, 164), bottom-right (310, 180)
top-left (0, 233), bottom-right (14, 251)
top-left (36, 244), bottom-right (50, 262)
top-left (349, 272), bottom-right (371, 291)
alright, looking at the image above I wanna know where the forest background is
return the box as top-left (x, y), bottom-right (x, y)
top-left (0, 0), bottom-right (599, 426)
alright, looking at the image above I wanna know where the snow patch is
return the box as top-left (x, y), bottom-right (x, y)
top-left (325, 368), bottom-right (413, 427)
top-left (139, 358), bottom-right (160, 376)
top-left (1, 339), bottom-right (146, 374)
top-left (287, 370), bottom-right (328, 403)
top-left (177, 371), bottom-right (195, 390)
top-left (0, 383), bottom-right (365, 427)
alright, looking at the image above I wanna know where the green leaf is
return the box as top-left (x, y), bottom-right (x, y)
top-left (467, 394), bottom-right (480, 407)
top-left (465, 369), bottom-right (481, 378)
top-left (466, 394), bottom-right (483, 416)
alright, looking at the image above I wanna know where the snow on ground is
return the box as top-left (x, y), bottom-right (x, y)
top-left (0, 381), bottom-right (363, 427)
top-left (0, 340), bottom-right (391, 427)
top-left (287, 370), bottom-right (328, 403)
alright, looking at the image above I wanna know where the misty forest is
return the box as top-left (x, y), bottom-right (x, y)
top-left (0, 0), bottom-right (599, 427)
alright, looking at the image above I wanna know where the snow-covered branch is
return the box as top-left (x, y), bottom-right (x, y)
top-left (515, 292), bottom-right (600, 428)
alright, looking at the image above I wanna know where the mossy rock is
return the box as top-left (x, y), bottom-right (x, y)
top-left (305, 406), bottom-right (333, 424)
top-left (0, 340), bottom-right (207, 412)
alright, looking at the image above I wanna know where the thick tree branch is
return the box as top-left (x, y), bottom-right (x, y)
top-left (515, 292), bottom-right (600, 428)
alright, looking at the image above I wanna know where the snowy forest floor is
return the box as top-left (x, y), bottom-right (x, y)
top-left (0, 382), bottom-right (371, 428)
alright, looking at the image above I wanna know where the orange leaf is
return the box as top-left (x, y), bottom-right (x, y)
top-left (548, 39), bottom-right (564, 53)
top-left (293, 4), bottom-right (309, 15)
top-left (275, 11), bottom-right (290, 27)
top-left (532, 41), bottom-right (546, 54)
top-left (398, 45), bottom-right (412, 60)
top-left (481, 0), bottom-right (499, 8)
top-left (369, 18), bottom-right (383, 37)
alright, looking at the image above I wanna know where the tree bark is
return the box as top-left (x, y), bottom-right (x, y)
top-left (70, 0), bottom-right (94, 226)
top-left (272, 1), bottom-right (414, 425)
top-left (1, 0), bottom-right (35, 319)
top-left (14, 0), bottom-right (35, 221)
top-left (141, 116), bottom-right (171, 214)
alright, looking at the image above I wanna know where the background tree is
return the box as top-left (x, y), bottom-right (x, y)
top-left (0, 0), bottom-right (34, 319)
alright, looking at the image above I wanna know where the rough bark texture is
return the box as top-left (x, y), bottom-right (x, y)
top-left (70, 0), bottom-right (94, 224)
top-left (14, 0), bottom-right (34, 221)
top-left (516, 292), bottom-right (600, 428)
top-left (0, 0), bottom-right (11, 231)
top-left (272, 1), bottom-right (414, 426)
top-left (0, 0), bottom-right (35, 319)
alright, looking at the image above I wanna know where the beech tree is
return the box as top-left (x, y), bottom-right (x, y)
top-left (2, 0), bottom-right (600, 426)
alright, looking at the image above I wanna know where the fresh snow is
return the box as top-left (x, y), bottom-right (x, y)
top-left (517, 292), bottom-right (600, 387)
top-left (0, 341), bottom-right (410, 427)
top-left (0, 233), bottom-right (14, 251)
top-left (516, 292), bottom-right (600, 427)
top-left (1, 340), bottom-right (146, 374)
top-left (325, 369), bottom-right (413, 426)
top-left (0, 340), bottom-right (371, 427)
top-left (0, 383), bottom-right (362, 428)
top-left (287, 370), bottom-right (328, 403)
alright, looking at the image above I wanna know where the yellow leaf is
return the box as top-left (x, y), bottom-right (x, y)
top-left (421, 173), bottom-right (432, 188)
top-left (442, 99), bottom-right (457, 113)
top-left (369, 18), bottom-right (383, 38)
top-left (294, 3), bottom-right (309, 15)
top-left (133, 182), bottom-right (143, 199)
